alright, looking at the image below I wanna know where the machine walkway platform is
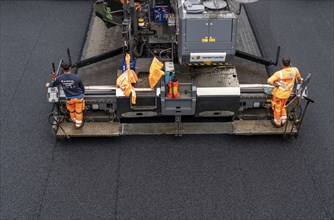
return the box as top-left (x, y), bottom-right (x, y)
top-left (233, 120), bottom-right (297, 135)
top-left (56, 120), bottom-right (297, 138)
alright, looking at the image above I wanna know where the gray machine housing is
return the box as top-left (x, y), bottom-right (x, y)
top-left (175, 0), bottom-right (237, 65)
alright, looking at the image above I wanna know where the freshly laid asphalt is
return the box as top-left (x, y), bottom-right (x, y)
top-left (0, 1), bottom-right (333, 219)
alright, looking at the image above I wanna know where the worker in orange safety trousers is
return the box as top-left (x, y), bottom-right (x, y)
top-left (46, 62), bottom-right (85, 129)
top-left (267, 57), bottom-right (303, 127)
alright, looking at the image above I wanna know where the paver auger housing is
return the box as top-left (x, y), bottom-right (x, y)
top-left (47, 0), bottom-right (313, 138)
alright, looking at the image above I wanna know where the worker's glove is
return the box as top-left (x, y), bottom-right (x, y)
top-left (274, 82), bottom-right (280, 87)
top-left (51, 72), bottom-right (57, 81)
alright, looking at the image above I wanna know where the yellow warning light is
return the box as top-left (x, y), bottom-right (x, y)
top-left (209, 38), bottom-right (216, 42)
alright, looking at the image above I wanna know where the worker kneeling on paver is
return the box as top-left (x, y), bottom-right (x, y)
top-left (267, 57), bottom-right (303, 127)
top-left (46, 62), bottom-right (85, 129)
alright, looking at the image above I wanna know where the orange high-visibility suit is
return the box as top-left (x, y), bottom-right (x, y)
top-left (120, 0), bottom-right (141, 10)
top-left (66, 98), bottom-right (85, 127)
top-left (268, 67), bottom-right (302, 126)
top-left (116, 54), bottom-right (138, 104)
top-left (149, 57), bottom-right (165, 89)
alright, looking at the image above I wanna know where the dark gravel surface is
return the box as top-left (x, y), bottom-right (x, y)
top-left (1, 1), bottom-right (333, 219)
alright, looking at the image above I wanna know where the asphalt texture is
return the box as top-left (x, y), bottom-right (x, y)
top-left (1, 1), bottom-right (333, 220)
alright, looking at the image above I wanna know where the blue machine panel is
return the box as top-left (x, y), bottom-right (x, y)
top-left (154, 6), bottom-right (170, 23)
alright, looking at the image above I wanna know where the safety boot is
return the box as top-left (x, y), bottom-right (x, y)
top-left (271, 119), bottom-right (281, 128)
top-left (75, 120), bottom-right (84, 129)
top-left (281, 116), bottom-right (287, 126)
top-left (281, 119), bottom-right (287, 126)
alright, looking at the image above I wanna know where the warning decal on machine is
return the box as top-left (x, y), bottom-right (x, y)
top-left (190, 52), bottom-right (226, 62)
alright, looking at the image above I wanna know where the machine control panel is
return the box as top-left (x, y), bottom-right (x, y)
top-left (47, 87), bottom-right (59, 103)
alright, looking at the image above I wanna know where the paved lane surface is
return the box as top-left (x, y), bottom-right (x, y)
top-left (1, 1), bottom-right (333, 219)
top-left (246, 1), bottom-right (333, 218)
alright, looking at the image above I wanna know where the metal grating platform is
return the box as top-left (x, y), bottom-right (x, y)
top-left (57, 122), bottom-right (120, 138)
top-left (233, 120), bottom-right (297, 135)
top-left (56, 120), bottom-right (297, 138)
top-left (121, 122), bottom-right (234, 135)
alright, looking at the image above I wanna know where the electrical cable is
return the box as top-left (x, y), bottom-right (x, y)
top-left (159, 48), bottom-right (172, 59)
top-left (48, 103), bottom-right (69, 139)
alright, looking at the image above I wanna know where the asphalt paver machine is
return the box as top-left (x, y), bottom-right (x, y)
top-left (47, 0), bottom-right (313, 138)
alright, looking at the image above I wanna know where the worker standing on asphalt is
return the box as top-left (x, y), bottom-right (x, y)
top-left (45, 62), bottom-right (85, 128)
top-left (267, 57), bottom-right (303, 127)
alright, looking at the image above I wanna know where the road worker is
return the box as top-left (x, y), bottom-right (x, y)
top-left (267, 57), bottom-right (303, 127)
top-left (46, 62), bottom-right (85, 129)
top-left (120, 0), bottom-right (141, 10)
top-left (149, 57), bottom-right (165, 89)
top-left (116, 53), bottom-right (138, 104)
